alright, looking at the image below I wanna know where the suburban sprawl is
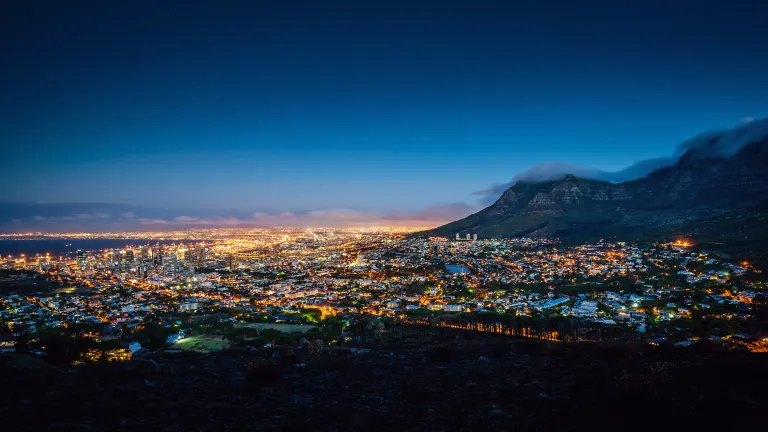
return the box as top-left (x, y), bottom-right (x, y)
top-left (1, 228), bottom-right (767, 362)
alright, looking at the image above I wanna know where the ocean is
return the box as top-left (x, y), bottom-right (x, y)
top-left (0, 239), bottom-right (197, 258)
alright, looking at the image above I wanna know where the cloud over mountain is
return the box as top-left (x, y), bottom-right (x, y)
top-left (474, 118), bottom-right (768, 203)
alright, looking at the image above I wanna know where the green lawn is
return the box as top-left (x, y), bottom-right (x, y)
top-left (235, 323), bottom-right (318, 333)
top-left (171, 335), bottom-right (229, 352)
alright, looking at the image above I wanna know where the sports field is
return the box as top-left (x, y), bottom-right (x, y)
top-left (171, 335), bottom-right (230, 352)
top-left (235, 323), bottom-right (318, 333)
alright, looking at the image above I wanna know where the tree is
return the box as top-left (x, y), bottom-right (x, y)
top-left (276, 334), bottom-right (293, 345)
top-left (134, 322), bottom-right (170, 350)
top-left (352, 316), bottom-right (384, 342)
top-left (300, 308), bottom-right (322, 323)
top-left (14, 329), bottom-right (31, 353)
top-left (259, 328), bottom-right (283, 344)
top-left (36, 327), bottom-right (95, 364)
top-left (222, 327), bottom-right (258, 347)
top-left (307, 339), bottom-right (324, 357)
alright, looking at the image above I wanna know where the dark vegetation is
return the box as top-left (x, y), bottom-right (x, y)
top-left (1, 335), bottom-right (764, 431)
top-left (0, 269), bottom-right (64, 295)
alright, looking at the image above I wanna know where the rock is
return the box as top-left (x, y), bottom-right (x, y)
top-left (127, 359), bottom-right (163, 376)
top-left (290, 394), bottom-right (313, 406)
top-left (148, 359), bottom-right (162, 372)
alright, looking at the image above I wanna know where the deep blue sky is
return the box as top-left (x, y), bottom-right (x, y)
top-left (2, 0), bottom-right (768, 229)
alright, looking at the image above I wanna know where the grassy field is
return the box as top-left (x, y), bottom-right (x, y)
top-left (235, 323), bottom-right (318, 333)
top-left (171, 335), bottom-right (230, 353)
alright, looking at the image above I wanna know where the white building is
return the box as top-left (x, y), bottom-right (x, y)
top-left (179, 302), bottom-right (199, 312)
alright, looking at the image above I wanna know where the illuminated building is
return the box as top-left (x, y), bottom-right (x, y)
top-left (179, 302), bottom-right (199, 312)
top-left (83, 348), bottom-right (132, 362)
top-left (162, 254), bottom-right (177, 267)
top-left (76, 250), bottom-right (88, 268)
top-left (152, 243), bottom-right (162, 267)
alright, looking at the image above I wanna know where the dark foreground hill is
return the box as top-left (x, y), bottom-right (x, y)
top-left (2, 339), bottom-right (766, 431)
top-left (426, 119), bottom-right (768, 243)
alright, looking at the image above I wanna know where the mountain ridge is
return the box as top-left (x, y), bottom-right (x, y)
top-left (424, 120), bottom-right (768, 241)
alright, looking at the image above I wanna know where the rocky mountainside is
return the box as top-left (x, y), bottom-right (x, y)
top-left (427, 120), bottom-right (768, 241)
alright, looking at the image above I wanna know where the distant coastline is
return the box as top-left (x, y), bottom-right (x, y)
top-left (0, 239), bottom-right (201, 257)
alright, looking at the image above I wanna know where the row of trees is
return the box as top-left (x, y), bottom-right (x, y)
top-left (7, 325), bottom-right (127, 364)
top-left (401, 312), bottom-right (638, 342)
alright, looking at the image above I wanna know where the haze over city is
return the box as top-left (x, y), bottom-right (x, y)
top-left (3, 0), bottom-right (768, 231)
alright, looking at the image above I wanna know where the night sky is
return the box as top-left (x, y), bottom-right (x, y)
top-left (2, 0), bottom-right (767, 230)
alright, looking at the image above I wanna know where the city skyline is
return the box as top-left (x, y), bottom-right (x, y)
top-left (3, 1), bottom-right (768, 231)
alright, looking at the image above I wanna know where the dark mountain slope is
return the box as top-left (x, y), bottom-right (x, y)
top-left (1, 340), bottom-right (766, 431)
top-left (425, 123), bottom-right (768, 240)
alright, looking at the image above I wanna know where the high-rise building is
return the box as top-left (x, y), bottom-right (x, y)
top-left (125, 249), bottom-right (135, 263)
top-left (76, 250), bottom-right (88, 268)
top-left (38, 255), bottom-right (50, 270)
top-left (152, 243), bottom-right (162, 267)
top-left (163, 254), bottom-right (177, 266)
top-left (473, 233), bottom-right (478, 241)
top-left (455, 233), bottom-right (460, 241)
top-left (183, 248), bottom-right (194, 262)
top-left (466, 233), bottom-right (470, 241)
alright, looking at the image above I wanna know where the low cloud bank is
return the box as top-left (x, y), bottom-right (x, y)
top-left (474, 117), bottom-right (768, 203)
top-left (0, 202), bottom-right (477, 233)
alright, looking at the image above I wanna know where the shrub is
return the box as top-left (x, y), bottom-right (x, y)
top-left (307, 339), bottom-right (324, 357)
top-left (430, 343), bottom-right (455, 362)
top-left (280, 350), bottom-right (298, 366)
top-left (246, 337), bottom-right (267, 348)
top-left (324, 354), bottom-right (354, 372)
top-left (245, 359), bottom-right (281, 387)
